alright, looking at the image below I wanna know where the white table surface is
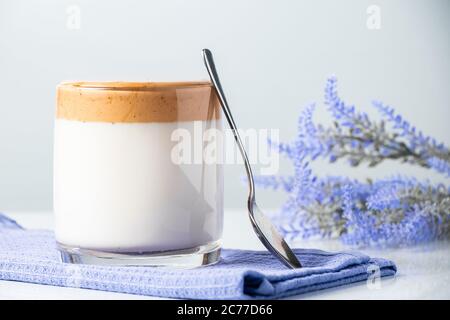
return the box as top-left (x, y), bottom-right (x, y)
top-left (1, 210), bottom-right (449, 300)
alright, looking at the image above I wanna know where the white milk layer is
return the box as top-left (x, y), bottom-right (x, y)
top-left (54, 119), bottom-right (223, 252)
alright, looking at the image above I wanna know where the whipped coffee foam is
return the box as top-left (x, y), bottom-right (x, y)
top-left (57, 81), bottom-right (220, 123)
top-left (54, 82), bottom-right (223, 252)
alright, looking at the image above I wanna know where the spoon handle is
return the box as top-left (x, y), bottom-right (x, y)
top-left (202, 49), bottom-right (255, 202)
top-left (203, 49), bottom-right (302, 269)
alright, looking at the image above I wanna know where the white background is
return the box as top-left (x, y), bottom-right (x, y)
top-left (0, 0), bottom-right (449, 211)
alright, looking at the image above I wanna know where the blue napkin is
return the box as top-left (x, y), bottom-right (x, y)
top-left (0, 213), bottom-right (396, 299)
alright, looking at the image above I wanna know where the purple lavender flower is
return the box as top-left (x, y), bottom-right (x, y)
top-left (255, 77), bottom-right (450, 247)
top-left (306, 77), bottom-right (450, 172)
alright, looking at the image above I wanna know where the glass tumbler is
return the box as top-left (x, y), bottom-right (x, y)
top-left (54, 81), bottom-right (223, 267)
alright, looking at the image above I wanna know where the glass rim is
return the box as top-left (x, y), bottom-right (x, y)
top-left (58, 81), bottom-right (213, 91)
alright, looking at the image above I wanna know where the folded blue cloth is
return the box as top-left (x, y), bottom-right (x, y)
top-left (0, 213), bottom-right (396, 299)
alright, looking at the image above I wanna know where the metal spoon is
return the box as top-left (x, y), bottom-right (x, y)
top-left (202, 49), bottom-right (302, 269)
